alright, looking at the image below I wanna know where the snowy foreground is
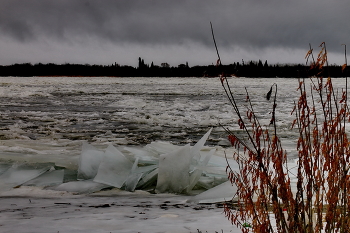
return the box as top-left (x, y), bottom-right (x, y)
top-left (0, 188), bottom-right (240, 233)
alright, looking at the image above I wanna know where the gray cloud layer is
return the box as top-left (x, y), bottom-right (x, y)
top-left (1, 0), bottom-right (349, 66)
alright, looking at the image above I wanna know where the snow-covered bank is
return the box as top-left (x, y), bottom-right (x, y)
top-left (0, 187), bottom-right (240, 233)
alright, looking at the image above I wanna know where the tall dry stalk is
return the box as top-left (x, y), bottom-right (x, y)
top-left (211, 31), bottom-right (350, 232)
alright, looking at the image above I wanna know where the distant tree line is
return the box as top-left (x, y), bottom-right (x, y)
top-left (0, 58), bottom-right (348, 78)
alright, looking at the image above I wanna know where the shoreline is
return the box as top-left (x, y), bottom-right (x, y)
top-left (0, 186), bottom-right (238, 233)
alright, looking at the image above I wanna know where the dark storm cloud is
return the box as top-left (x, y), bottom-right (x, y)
top-left (0, 0), bottom-right (349, 65)
top-left (1, 0), bottom-right (215, 44)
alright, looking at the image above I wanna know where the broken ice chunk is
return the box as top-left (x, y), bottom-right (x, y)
top-left (53, 180), bottom-right (110, 194)
top-left (77, 142), bottom-right (104, 180)
top-left (124, 163), bottom-right (158, 192)
top-left (0, 163), bottom-right (11, 176)
top-left (186, 128), bottom-right (214, 192)
top-left (124, 157), bottom-right (141, 192)
top-left (93, 144), bottom-right (133, 188)
top-left (189, 128), bottom-right (213, 163)
top-left (24, 168), bottom-right (64, 187)
top-left (187, 148), bottom-right (216, 192)
top-left (0, 163), bottom-right (51, 192)
top-left (187, 181), bottom-right (238, 203)
top-left (196, 175), bottom-right (228, 190)
top-left (124, 172), bottom-right (144, 192)
top-left (144, 141), bottom-right (180, 157)
top-left (156, 144), bottom-right (191, 194)
top-left (136, 168), bottom-right (158, 189)
top-left (201, 154), bottom-right (239, 177)
top-left (122, 147), bottom-right (158, 165)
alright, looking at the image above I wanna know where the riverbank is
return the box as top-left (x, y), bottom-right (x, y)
top-left (0, 186), bottom-right (238, 233)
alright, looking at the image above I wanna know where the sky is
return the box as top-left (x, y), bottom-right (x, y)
top-left (0, 0), bottom-right (349, 67)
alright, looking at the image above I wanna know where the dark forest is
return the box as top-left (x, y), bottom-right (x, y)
top-left (0, 58), bottom-right (348, 78)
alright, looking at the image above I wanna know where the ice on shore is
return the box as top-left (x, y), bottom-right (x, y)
top-left (144, 141), bottom-right (180, 157)
top-left (156, 144), bottom-right (191, 193)
top-left (0, 128), bottom-right (241, 202)
top-left (93, 144), bottom-right (133, 188)
top-left (187, 148), bottom-right (216, 192)
top-left (0, 163), bottom-right (51, 192)
top-left (124, 161), bottom-right (158, 192)
top-left (54, 180), bottom-right (111, 194)
top-left (188, 181), bottom-right (238, 203)
top-left (0, 163), bottom-right (11, 175)
top-left (187, 128), bottom-right (214, 192)
top-left (124, 172), bottom-right (144, 192)
top-left (24, 168), bottom-right (64, 187)
top-left (77, 142), bottom-right (104, 180)
top-left (155, 128), bottom-right (216, 193)
top-left (122, 147), bottom-right (158, 165)
top-left (136, 167), bottom-right (158, 189)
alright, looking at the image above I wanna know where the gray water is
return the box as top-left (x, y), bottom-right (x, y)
top-left (0, 76), bottom-right (348, 167)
